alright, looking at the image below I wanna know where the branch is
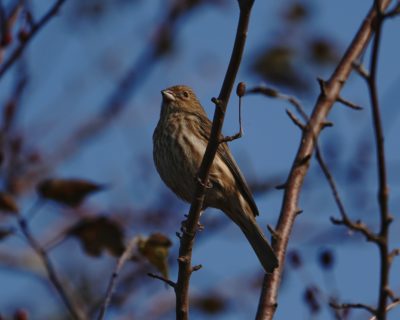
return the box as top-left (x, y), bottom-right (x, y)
top-left (174, 1), bottom-right (255, 319)
top-left (330, 301), bottom-right (377, 316)
top-left (256, 1), bottom-right (393, 319)
top-left (369, 300), bottom-right (400, 320)
top-left (0, 0), bottom-right (68, 79)
top-left (368, 2), bottom-right (392, 318)
top-left (148, 273), bottom-right (176, 288)
top-left (16, 214), bottom-right (86, 320)
top-left (97, 237), bottom-right (139, 320)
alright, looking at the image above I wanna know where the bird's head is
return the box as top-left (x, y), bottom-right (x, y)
top-left (161, 85), bottom-right (205, 115)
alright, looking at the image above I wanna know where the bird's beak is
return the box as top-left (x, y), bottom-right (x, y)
top-left (161, 89), bottom-right (176, 102)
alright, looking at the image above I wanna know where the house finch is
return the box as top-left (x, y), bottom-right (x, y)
top-left (153, 85), bottom-right (278, 273)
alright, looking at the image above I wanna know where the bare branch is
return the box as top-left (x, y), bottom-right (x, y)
top-left (174, 1), bottom-right (255, 319)
top-left (0, 0), bottom-right (68, 79)
top-left (330, 301), bottom-right (377, 315)
top-left (352, 61), bottom-right (370, 79)
top-left (16, 214), bottom-right (86, 320)
top-left (97, 237), bottom-right (140, 320)
top-left (368, 3), bottom-right (392, 318)
top-left (336, 96), bottom-right (363, 110)
top-left (256, 1), bottom-right (393, 319)
top-left (369, 300), bottom-right (400, 320)
top-left (285, 109), bottom-right (305, 130)
top-left (148, 273), bottom-right (176, 288)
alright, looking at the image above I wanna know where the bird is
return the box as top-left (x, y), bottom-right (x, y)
top-left (153, 85), bottom-right (278, 273)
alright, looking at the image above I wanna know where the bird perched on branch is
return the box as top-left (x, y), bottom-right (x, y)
top-left (153, 85), bottom-right (278, 273)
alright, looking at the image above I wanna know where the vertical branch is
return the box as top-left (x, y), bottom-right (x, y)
top-left (174, 1), bottom-right (255, 319)
top-left (255, 1), bottom-right (393, 319)
top-left (368, 2), bottom-right (391, 319)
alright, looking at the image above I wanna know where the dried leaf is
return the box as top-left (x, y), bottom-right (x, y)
top-left (308, 38), bottom-right (339, 65)
top-left (37, 178), bottom-right (106, 207)
top-left (138, 233), bottom-right (172, 279)
top-left (69, 216), bottom-right (125, 257)
top-left (283, 2), bottom-right (310, 23)
top-left (194, 293), bottom-right (227, 315)
top-left (252, 46), bottom-right (308, 92)
top-left (0, 192), bottom-right (19, 213)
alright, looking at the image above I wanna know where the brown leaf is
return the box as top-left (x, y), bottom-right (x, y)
top-left (252, 46), bottom-right (309, 92)
top-left (283, 2), bottom-right (310, 23)
top-left (194, 293), bottom-right (227, 315)
top-left (37, 178), bottom-right (106, 207)
top-left (308, 38), bottom-right (339, 65)
top-left (69, 216), bottom-right (125, 257)
top-left (0, 192), bottom-right (19, 213)
top-left (138, 233), bottom-right (172, 279)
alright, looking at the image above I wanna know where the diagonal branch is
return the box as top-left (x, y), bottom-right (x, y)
top-left (174, 1), bottom-right (255, 319)
top-left (16, 214), bottom-right (86, 320)
top-left (255, 1), bottom-right (393, 319)
top-left (97, 237), bottom-right (139, 320)
top-left (0, 0), bottom-right (68, 79)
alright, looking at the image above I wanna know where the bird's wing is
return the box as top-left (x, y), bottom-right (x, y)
top-left (195, 112), bottom-right (259, 217)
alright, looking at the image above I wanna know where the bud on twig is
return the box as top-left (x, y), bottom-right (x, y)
top-left (236, 82), bottom-right (246, 97)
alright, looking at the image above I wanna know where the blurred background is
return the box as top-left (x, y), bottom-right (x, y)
top-left (0, 0), bottom-right (400, 319)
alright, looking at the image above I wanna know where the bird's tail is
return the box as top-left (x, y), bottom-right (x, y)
top-left (232, 212), bottom-right (279, 273)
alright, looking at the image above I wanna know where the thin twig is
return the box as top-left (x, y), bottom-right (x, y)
top-left (369, 300), bottom-right (400, 320)
top-left (255, 1), bottom-right (393, 319)
top-left (368, 2), bottom-right (392, 318)
top-left (97, 237), bottom-right (139, 320)
top-left (330, 301), bottom-right (377, 315)
top-left (247, 86), bottom-right (373, 244)
top-left (0, 0), bottom-right (68, 79)
top-left (336, 96), bottom-right (363, 110)
top-left (148, 273), bottom-right (176, 288)
top-left (219, 93), bottom-right (243, 143)
top-left (174, 1), bottom-right (255, 319)
top-left (352, 61), bottom-right (370, 79)
top-left (16, 215), bottom-right (86, 320)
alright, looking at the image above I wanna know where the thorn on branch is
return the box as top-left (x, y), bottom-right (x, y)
top-left (191, 264), bottom-right (202, 272)
top-left (178, 256), bottom-right (190, 264)
top-left (286, 109), bottom-right (305, 130)
top-left (211, 97), bottom-right (223, 110)
top-left (352, 61), bottom-right (369, 79)
top-left (385, 287), bottom-right (397, 301)
top-left (317, 77), bottom-right (328, 96)
top-left (267, 224), bottom-right (279, 240)
top-left (322, 121), bottom-right (334, 129)
top-left (148, 273), bottom-right (176, 288)
top-left (336, 96), bottom-right (363, 110)
top-left (389, 248), bottom-right (400, 261)
top-left (176, 232), bottom-right (182, 239)
top-left (296, 209), bottom-right (303, 215)
top-left (275, 182), bottom-right (287, 190)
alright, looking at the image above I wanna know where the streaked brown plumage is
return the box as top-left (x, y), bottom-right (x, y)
top-left (153, 85), bottom-right (278, 273)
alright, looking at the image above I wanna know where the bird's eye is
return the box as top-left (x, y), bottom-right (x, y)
top-left (183, 91), bottom-right (189, 98)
